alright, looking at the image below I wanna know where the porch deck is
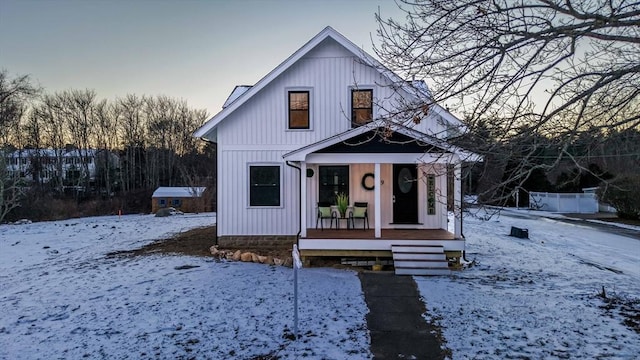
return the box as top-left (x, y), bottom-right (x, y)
top-left (299, 228), bottom-right (464, 257)
top-left (303, 228), bottom-right (455, 240)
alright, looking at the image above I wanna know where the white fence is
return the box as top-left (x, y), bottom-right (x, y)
top-left (529, 192), bottom-right (599, 213)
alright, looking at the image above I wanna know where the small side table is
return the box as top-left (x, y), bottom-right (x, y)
top-left (330, 205), bottom-right (354, 229)
top-left (336, 217), bottom-right (350, 229)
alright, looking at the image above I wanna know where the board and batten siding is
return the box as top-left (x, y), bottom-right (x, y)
top-left (217, 149), bottom-right (300, 236)
top-left (218, 38), bottom-right (403, 147)
top-left (216, 37), bottom-right (409, 237)
top-left (215, 36), bottom-right (452, 237)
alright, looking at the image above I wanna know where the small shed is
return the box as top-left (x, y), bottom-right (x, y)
top-left (152, 187), bottom-right (207, 213)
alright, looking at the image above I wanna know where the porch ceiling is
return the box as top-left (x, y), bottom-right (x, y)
top-left (304, 152), bottom-right (453, 164)
top-left (316, 131), bottom-right (445, 154)
top-left (283, 120), bottom-right (482, 163)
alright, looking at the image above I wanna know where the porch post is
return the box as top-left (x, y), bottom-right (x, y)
top-left (374, 162), bottom-right (381, 238)
top-left (300, 162), bottom-right (307, 238)
top-left (454, 162), bottom-right (462, 238)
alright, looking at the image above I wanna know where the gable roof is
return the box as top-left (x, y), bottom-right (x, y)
top-left (194, 26), bottom-right (432, 139)
top-left (282, 120), bottom-right (482, 162)
top-left (152, 187), bottom-right (206, 198)
top-left (222, 85), bottom-right (252, 108)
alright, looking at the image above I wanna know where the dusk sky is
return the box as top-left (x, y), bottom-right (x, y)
top-left (0, 0), bottom-right (405, 117)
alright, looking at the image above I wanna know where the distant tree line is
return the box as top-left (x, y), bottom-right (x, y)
top-left (459, 121), bottom-right (640, 213)
top-left (1, 70), bottom-right (215, 222)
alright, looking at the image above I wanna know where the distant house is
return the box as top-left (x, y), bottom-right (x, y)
top-left (152, 187), bottom-right (208, 213)
top-left (194, 27), bottom-right (481, 275)
top-left (3, 148), bottom-right (119, 187)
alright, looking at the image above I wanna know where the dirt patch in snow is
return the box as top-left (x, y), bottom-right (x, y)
top-left (598, 291), bottom-right (640, 334)
top-left (107, 226), bottom-right (292, 260)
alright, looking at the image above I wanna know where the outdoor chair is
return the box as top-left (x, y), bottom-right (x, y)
top-left (316, 202), bottom-right (336, 230)
top-left (349, 202), bottom-right (369, 230)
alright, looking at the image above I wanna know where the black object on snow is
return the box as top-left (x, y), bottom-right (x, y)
top-left (510, 226), bottom-right (529, 239)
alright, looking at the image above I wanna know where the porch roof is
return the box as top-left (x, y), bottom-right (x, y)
top-left (282, 121), bottom-right (482, 163)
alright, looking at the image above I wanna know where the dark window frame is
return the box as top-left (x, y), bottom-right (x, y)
top-left (249, 165), bottom-right (282, 207)
top-left (288, 91), bottom-right (310, 129)
top-left (318, 165), bottom-right (350, 204)
top-left (351, 89), bottom-right (373, 127)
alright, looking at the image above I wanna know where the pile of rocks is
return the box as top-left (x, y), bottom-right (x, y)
top-left (155, 207), bottom-right (184, 217)
top-left (11, 219), bottom-right (32, 225)
top-left (209, 246), bottom-right (293, 267)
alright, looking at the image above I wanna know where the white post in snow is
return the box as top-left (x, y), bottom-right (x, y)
top-left (292, 244), bottom-right (303, 340)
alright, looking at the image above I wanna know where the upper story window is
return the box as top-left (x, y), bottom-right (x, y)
top-left (249, 165), bottom-right (281, 207)
top-left (351, 89), bottom-right (373, 127)
top-left (288, 91), bottom-right (309, 129)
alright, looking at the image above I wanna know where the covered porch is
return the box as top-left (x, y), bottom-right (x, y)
top-left (283, 123), bottom-right (481, 259)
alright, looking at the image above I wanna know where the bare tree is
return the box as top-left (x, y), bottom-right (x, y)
top-left (61, 89), bottom-right (98, 193)
top-left (0, 154), bottom-right (27, 223)
top-left (33, 94), bottom-right (70, 190)
top-left (117, 94), bottom-right (147, 192)
top-left (144, 96), bottom-right (207, 189)
top-left (0, 70), bottom-right (38, 133)
top-left (0, 70), bottom-right (38, 220)
top-left (93, 99), bottom-right (120, 197)
top-left (375, 0), bottom-right (640, 203)
top-left (145, 95), bottom-right (178, 188)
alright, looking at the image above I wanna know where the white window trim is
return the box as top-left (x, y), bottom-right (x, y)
top-left (247, 162), bottom-right (284, 209)
top-left (285, 87), bottom-right (314, 131)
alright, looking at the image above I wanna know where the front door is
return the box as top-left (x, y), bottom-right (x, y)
top-left (393, 164), bottom-right (418, 223)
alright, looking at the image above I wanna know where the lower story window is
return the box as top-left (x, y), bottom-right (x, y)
top-left (318, 166), bottom-right (349, 204)
top-left (172, 199), bottom-right (181, 207)
top-left (250, 165), bottom-right (281, 206)
top-left (159, 199), bottom-right (166, 208)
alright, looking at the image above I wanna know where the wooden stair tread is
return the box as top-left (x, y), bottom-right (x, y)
top-left (392, 244), bottom-right (450, 276)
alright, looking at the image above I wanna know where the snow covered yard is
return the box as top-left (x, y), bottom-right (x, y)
top-left (0, 214), bottom-right (370, 359)
top-left (417, 209), bottom-right (640, 359)
top-left (2, 210), bottom-right (638, 359)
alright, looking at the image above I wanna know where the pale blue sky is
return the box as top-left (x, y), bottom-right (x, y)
top-left (0, 0), bottom-right (404, 116)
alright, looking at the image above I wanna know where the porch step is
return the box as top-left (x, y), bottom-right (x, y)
top-left (392, 245), bottom-right (451, 276)
top-left (395, 267), bottom-right (452, 276)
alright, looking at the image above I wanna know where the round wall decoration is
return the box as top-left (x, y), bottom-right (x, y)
top-left (398, 168), bottom-right (413, 193)
top-left (361, 173), bottom-right (375, 190)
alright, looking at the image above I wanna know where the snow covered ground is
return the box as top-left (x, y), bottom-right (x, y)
top-left (1, 210), bottom-right (638, 359)
top-left (0, 214), bottom-right (370, 359)
top-left (418, 208), bottom-right (640, 359)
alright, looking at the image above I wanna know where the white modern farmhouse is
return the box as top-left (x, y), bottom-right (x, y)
top-left (194, 27), bottom-right (481, 275)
